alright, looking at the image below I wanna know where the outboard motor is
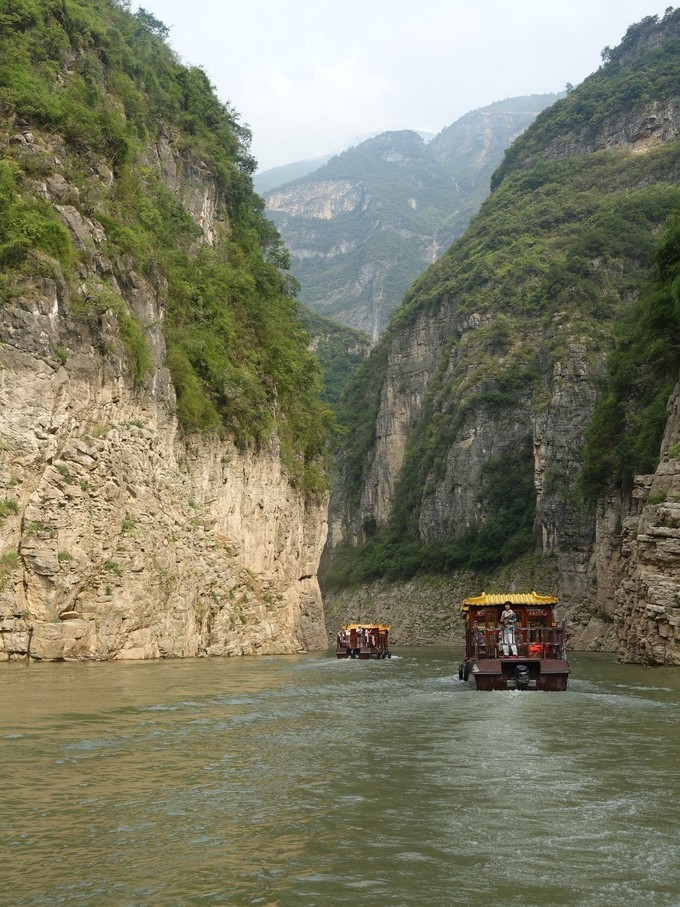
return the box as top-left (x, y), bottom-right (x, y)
top-left (515, 664), bottom-right (530, 690)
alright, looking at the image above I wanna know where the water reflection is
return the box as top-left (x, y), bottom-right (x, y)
top-left (1, 652), bottom-right (679, 905)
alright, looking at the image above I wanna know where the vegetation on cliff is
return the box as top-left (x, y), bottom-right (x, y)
top-left (581, 205), bottom-right (680, 495)
top-left (493, 13), bottom-right (680, 189)
top-left (324, 8), bottom-right (680, 589)
top-left (0, 0), bottom-right (331, 494)
top-left (297, 308), bottom-right (372, 408)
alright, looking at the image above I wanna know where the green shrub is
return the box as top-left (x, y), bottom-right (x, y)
top-left (0, 161), bottom-right (74, 269)
top-left (0, 550), bottom-right (20, 589)
top-left (0, 498), bottom-right (19, 518)
top-left (0, 550), bottom-right (20, 569)
top-left (116, 307), bottom-right (153, 385)
top-left (57, 464), bottom-right (74, 483)
top-left (647, 491), bottom-right (667, 505)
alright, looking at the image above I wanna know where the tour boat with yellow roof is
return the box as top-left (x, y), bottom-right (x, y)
top-left (459, 592), bottom-right (569, 690)
top-left (336, 623), bottom-right (391, 659)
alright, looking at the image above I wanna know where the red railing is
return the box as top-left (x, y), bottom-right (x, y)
top-left (468, 623), bottom-right (567, 660)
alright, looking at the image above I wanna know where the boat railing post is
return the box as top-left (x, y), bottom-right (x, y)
top-left (558, 621), bottom-right (567, 658)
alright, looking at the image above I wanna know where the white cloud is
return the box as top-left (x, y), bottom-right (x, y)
top-left (241, 53), bottom-right (390, 163)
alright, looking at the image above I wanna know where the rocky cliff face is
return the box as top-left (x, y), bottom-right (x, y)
top-left (356, 307), bottom-right (452, 535)
top-left (334, 305), bottom-right (600, 608)
top-left (0, 130), bottom-right (328, 661)
top-left (607, 383), bottom-right (680, 665)
top-left (428, 97), bottom-right (560, 183)
top-left (541, 99), bottom-right (680, 162)
top-left (267, 179), bottom-right (366, 222)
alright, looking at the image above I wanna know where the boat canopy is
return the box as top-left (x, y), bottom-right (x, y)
top-left (341, 623), bottom-right (390, 632)
top-left (461, 592), bottom-right (557, 612)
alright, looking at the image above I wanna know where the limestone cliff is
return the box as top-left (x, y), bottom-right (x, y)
top-left (608, 383), bottom-right (680, 665)
top-left (0, 138), bottom-right (328, 661)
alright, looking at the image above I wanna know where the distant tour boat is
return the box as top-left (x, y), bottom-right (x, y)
top-left (459, 592), bottom-right (569, 691)
top-left (336, 623), bottom-right (391, 659)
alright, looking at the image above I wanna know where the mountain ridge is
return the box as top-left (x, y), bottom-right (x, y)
top-left (263, 94), bottom-right (561, 340)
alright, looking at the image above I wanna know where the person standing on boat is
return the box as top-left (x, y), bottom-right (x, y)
top-left (500, 601), bottom-right (518, 657)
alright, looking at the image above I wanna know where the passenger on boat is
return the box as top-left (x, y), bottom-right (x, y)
top-left (500, 601), bottom-right (518, 657)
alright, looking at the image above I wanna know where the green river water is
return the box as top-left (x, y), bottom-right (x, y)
top-left (1, 650), bottom-right (679, 906)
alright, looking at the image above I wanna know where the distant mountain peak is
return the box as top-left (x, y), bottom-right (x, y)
top-left (262, 95), bottom-right (561, 338)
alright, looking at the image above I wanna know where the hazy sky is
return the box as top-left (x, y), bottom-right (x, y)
top-left (133, 1), bottom-right (672, 173)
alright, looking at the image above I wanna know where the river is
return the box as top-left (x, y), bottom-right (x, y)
top-left (1, 650), bottom-right (679, 906)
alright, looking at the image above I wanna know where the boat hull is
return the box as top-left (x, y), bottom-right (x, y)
top-left (467, 656), bottom-right (569, 691)
top-left (336, 646), bottom-right (391, 659)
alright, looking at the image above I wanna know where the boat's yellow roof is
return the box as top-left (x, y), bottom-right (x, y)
top-left (341, 623), bottom-right (390, 631)
top-left (461, 591), bottom-right (557, 611)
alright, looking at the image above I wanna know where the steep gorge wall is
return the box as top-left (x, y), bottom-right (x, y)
top-left (0, 131), bottom-right (328, 661)
top-left (326, 247), bottom-right (680, 661)
top-left (603, 382), bottom-right (680, 665)
top-left (325, 49), bottom-right (680, 659)
top-left (333, 300), bottom-right (602, 608)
